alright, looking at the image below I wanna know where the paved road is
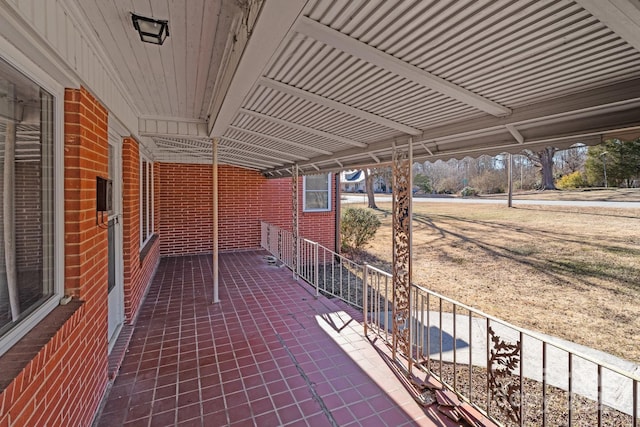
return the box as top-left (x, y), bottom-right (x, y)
top-left (342, 194), bottom-right (640, 208)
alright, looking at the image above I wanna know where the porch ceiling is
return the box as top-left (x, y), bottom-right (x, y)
top-left (80, 0), bottom-right (640, 174)
top-left (76, 0), bottom-right (239, 122)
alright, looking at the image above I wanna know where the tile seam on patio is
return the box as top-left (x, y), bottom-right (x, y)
top-left (275, 331), bottom-right (339, 427)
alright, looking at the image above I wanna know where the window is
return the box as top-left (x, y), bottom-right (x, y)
top-left (0, 55), bottom-right (59, 354)
top-left (303, 173), bottom-right (332, 212)
top-left (140, 155), bottom-right (154, 247)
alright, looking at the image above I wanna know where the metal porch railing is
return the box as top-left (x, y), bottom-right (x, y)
top-left (260, 221), bottom-right (639, 427)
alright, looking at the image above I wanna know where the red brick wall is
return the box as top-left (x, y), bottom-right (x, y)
top-left (157, 163), bottom-right (213, 255)
top-left (0, 302), bottom-right (88, 426)
top-left (0, 161), bottom-right (43, 271)
top-left (14, 163), bottom-right (42, 268)
top-left (218, 165), bottom-right (265, 251)
top-left (263, 178), bottom-right (292, 230)
top-left (157, 164), bottom-right (337, 254)
top-left (0, 87), bottom-right (110, 427)
top-left (122, 138), bottom-right (160, 322)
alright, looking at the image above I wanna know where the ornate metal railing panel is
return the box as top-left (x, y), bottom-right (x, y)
top-left (391, 144), bottom-right (412, 367)
top-left (407, 283), bottom-right (640, 426)
top-left (487, 325), bottom-right (522, 424)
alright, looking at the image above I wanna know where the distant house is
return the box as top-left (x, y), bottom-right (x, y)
top-left (340, 170), bottom-right (391, 193)
top-left (341, 170), bottom-right (366, 192)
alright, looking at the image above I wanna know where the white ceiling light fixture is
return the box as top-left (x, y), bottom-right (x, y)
top-left (131, 13), bottom-right (169, 45)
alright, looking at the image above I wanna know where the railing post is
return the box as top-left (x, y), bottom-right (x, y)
top-left (269, 224), bottom-right (273, 253)
top-left (633, 379), bottom-right (637, 427)
top-left (568, 352), bottom-right (573, 427)
top-left (295, 236), bottom-right (300, 279)
top-left (409, 287), bottom-right (414, 370)
top-left (277, 228), bottom-right (282, 260)
top-left (486, 317), bottom-right (491, 418)
top-left (363, 264), bottom-right (368, 335)
top-left (292, 164), bottom-right (299, 279)
top-left (314, 242), bottom-right (319, 296)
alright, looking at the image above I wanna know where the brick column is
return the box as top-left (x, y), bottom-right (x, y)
top-left (121, 138), bottom-right (160, 322)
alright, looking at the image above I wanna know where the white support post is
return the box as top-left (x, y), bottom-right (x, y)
top-left (292, 165), bottom-right (299, 279)
top-left (212, 138), bottom-right (219, 303)
top-left (508, 153), bottom-right (513, 208)
top-left (363, 264), bottom-right (369, 336)
top-left (408, 138), bottom-right (413, 371)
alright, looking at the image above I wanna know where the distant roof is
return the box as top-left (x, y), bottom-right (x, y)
top-left (341, 170), bottom-right (364, 183)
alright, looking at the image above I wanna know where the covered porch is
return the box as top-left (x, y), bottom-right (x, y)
top-left (1, 0), bottom-right (640, 425)
top-left (95, 251), bottom-right (489, 426)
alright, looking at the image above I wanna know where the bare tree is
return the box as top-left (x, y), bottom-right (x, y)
top-left (523, 147), bottom-right (557, 190)
top-left (557, 144), bottom-right (587, 175)
top-left (363, 169), bottom-right (378, 209)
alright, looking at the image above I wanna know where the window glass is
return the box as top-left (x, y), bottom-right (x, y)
top-left (305, 174), bottom-right (328, 191)
top-left (140, 157), bottom-right (153, 247)
top-left (303, 173), bottom-right (331, 212)
top-left (0, 57), bottom-right (55, 336)
top-left (108, 144), bottom-right (115, 211)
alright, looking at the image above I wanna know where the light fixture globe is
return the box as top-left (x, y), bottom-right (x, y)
top-left (131, 13), bottom-right (169, 45)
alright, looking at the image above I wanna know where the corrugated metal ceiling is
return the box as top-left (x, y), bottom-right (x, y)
top-left (82, 0), bottom-right (640, 173)
top-left (209, 0), bottom-right (640, 175)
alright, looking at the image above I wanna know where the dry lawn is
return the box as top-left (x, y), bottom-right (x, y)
top-left (344, 200), bottom-right (640, 364)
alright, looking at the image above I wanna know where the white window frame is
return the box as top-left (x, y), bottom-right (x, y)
top-left (0, 37), bottom-right (64, 356)
top-left (139, 153), bottom-right (155, 249)
top-left (303, 173), bottom-right (332, 212)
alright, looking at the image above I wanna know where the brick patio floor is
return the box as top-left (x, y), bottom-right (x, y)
top-left (94, 251), bottom-right (474, 426)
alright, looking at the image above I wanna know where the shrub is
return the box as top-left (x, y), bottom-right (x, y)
top-left (414, 173), bottom-right (432, 193)
top-left (556, 171), bottom-right (586, 189)
top-left (340, 208), bottom-right (381, 251)
top-left (470, 170), bottom-right (506, 194)
top-left (436, 176), bottom-right (462, 194)
top-left (460, 186), bottom-right (479, 197)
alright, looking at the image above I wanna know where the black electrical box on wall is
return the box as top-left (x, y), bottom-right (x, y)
top-left (96, 176), bottom-right (113, 212)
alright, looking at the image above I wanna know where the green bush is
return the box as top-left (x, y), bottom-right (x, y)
top-left (556, 171), bottom-right (585, 189)
top-left (414, 173), bottom-right (432, 193)
top-left (435, 176), bottom-right (462, 194)
top-left (340, 208), bottom-right (381, 251)
top-left (460, 186), bottom-right (479, 197)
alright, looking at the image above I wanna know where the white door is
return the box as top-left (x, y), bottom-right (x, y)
top-left (107, 133), bottom-right (124, 352)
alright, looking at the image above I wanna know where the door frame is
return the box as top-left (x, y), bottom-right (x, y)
top-left (107, 127), bottom-right (124, 352)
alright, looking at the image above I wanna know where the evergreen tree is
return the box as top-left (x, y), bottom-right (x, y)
top-left (585, 139), bottom-right (640, 187)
